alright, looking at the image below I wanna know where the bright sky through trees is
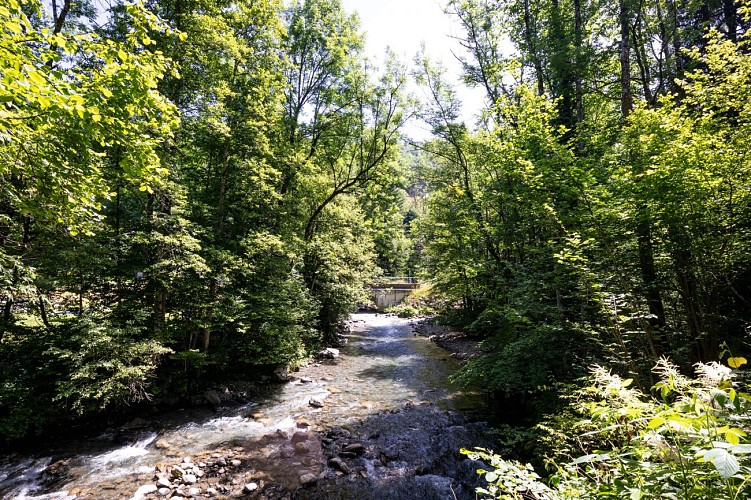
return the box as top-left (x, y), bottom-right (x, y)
top-left (340, 0), bottom-right (486, 138)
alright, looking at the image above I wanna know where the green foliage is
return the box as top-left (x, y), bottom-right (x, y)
top-left (466, 359), bottom-right (751, 499)
top-left (0, 0), bottom-right (177, 229)
top-left (0, 317), bottom-right (171, 437)
top-left (550, 359), bottom-right (751, 499)
top-left (385, 304), bottom-right (419, 318)
top-left (47, 316), bottom-right (172, 414)
top-left (0, 0), bottom-right (408, 441)
top-left (462, 447), bottom-right (557, 500)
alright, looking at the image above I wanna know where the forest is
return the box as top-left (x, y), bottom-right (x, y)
top-left (2, 0), bottom-right (751, 497)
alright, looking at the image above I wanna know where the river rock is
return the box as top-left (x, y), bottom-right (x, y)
top-left (162, 394), bottom-right (180, 407)
top-left (299, 473), bottom-right (318, 486)
top-left (182, 473), bottom-right (197, 485)
top-left (155, 439), bottom-right (170, 449)
top-left (274, 363), bottom-right (291, 381)
top-left (123, 417), bottom-right (150, 430)
top-left (215, 457), bottom-right (227, 466)
top-left (300, 376), bottom-right (313, 383)
top-left (156, 477), bottom-right (172, 489)
top-left (204, 390), bottom-right (222, 406)
top-left (230, 459), bottom-right (242, 467)
top-left (157, 487), bottom-right (171, 496)
top-left (309, 397), bottom-right (325, 408)
top-left (294, 442), bottom-right (310, 455)
top-left (243, 482), bottom-right (258, 493)
top-left (318, 347), bottom-right (339, 359)
top-left (291, 431), bottom-right (309, 444)
top-left (170, 466), bottom-right (185, 478)
top-left (328, 457), bottom-right (350, 474)
top-left (206, 487), bottom-right (217, 497)
top-left (187, 487), bottom-right (201, 496)
top-left (131, 483), bottom-right (158, 499)
top-left (344, 443), bottom-right (365, 455)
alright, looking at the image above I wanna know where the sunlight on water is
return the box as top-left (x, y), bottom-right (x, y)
top-left (90, 432), bottom-right (157, 467)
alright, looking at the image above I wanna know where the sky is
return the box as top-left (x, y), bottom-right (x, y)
top-left (339, 0), bottom-right (486, 139)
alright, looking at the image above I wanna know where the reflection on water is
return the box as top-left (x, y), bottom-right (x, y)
top-left (0, 313), bottom-right (482, 498)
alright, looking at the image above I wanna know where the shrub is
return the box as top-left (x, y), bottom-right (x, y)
top-left (465, 357), bottom-right (751, 499)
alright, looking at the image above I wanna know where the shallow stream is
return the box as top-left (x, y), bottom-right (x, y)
top-left (0, 313), bottom-right (490, 499)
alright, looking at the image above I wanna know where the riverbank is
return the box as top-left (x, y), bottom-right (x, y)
top-left (410, 316), bottom-right (485, 363)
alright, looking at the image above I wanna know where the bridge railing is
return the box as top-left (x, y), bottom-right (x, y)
top-left (373, 276), bottom-right (418, 284)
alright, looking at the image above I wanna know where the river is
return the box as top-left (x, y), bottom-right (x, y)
top-left (0, 313), bottom-right (494, 499)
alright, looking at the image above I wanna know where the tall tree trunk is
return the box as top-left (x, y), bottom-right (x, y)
top-left (523, 0), bottom-right (545, 96)
top-left (723, 0), bottom-right (737, 42)
top-left (668, 223), bottom-right (707, 358)
top-left (619, 0), bottom-right (633, 117)
top-left (574, 0), bottom-right (584, 126)
top-left (147, 193), bottom-right (169, 339)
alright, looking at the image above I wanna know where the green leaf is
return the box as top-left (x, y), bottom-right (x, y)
top-left (727, 357), bottom-right (747, 369)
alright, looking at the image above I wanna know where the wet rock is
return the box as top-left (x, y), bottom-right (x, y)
top-left (328, 457), bottom-right (350, 474)
top-left (291, 431), bottom-right (309, 444)
top-left (294, 442), bottom-right (310, 455)
top-left (299, 473), bottom-right (318, 486)
top-left (243, 482), bottom-right (259, 494)
top-left (123, 417), bottom-right (150, 430)
top-left (309, 398), bottom-right (325, 408)
top-left (414, 474), bottom-right (458, 497)
top-left (343, 443), bottom-right (365, 455)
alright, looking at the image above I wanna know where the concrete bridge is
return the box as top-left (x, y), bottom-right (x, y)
top-left (369, 277), bottom-right (421, 310)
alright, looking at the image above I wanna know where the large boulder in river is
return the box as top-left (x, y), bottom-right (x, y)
top-left (273, 363), bottom-right (291, 381)
top-left (204, 390), bottom-right (221, 406)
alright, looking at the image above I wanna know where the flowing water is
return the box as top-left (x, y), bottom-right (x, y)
top-left (0, 314), bottom-right (490, 499)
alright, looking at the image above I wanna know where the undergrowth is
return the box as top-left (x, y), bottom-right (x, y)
top-left (464, 356), bottom-right (751, 499)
